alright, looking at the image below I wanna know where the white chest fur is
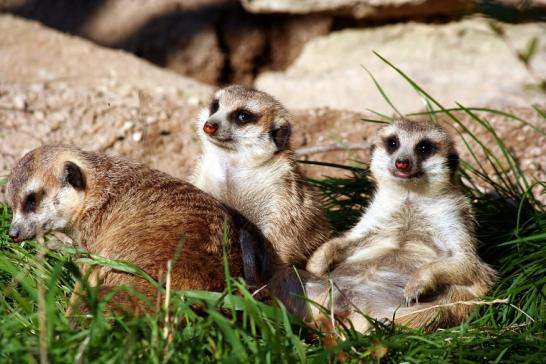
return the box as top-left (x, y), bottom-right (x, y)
top-left (346, 187), bottom-right (466, 257)
top-left (193, 146), bottom-right (290, 230)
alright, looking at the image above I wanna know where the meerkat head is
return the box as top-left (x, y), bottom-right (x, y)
top-left (196, 85), bottom-right (292, 159)
top-left (370, 119), bottom-right (459, 191)
top-left (6, 145), bottom-right (87, 242)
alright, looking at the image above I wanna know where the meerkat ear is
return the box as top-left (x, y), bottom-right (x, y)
top-left (447, 151), bottom-right (459, 174)
top-left (271, 120), bottom-right (292, 151)
top-left (64, 161), bottom-right (86, 190)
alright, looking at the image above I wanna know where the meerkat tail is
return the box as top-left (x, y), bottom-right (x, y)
top-left (232, 209), bottom-right (281, 288)
top-left (268, 267), bottom-right (319, 321)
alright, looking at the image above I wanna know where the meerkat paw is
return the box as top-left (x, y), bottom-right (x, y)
top-left (306, 242), bottom-right (337, 275)
top-left (306, 254), bottom-right (329, 276)
top-left (404, 270), bottom-right (434, 306)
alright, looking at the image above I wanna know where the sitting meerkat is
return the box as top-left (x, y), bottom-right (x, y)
top-left (273, 118), bottom-right (496, 332)
top-left (6, 144), bottom-right (273, 312)
top-left (192, 85), bottom-right (331, 268)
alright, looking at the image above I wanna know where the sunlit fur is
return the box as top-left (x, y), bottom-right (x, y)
top-left (192, 85), bottom-right (331, 268)
top-left (7, 145), bottom-right (248, 313)
top-left (277, 119), bottom-right (496, 332)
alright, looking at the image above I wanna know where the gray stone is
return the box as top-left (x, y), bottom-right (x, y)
top-left (0, 15), bottom-right (213, 200)
top-left (255, 18), bottom-right (546, 114)
top-left (242, 0), bottom-right (474, 18)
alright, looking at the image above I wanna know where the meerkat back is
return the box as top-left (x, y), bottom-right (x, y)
top-left (192, 85), bottom-right (331, 268)
top-left (6, 144), bottom-right (277, 313)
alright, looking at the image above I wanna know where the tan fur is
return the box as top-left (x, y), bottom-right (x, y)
top-left (192, 85), bottom-right (331, 268)
top-left (7, 145), bottom-right (247, 312)
top-left (276, 119), bottom-right (496, 332)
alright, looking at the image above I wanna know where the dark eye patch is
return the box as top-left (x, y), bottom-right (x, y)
top-left (22, 190), bottom-right (43, 213)
top-left (415, 138), bottom-right (436, 158)
top-left (383, 135), bottom-right (399, 154)
top-left (209, 99), bottom-right (219, 115)
top-left (230, 109), bottom-right (257, 125)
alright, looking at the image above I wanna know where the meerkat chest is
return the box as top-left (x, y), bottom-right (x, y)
top-left (203, 152), bottom-right (281, 222)
top-left (346, 194), bottom-right (461, 263)
top-left (405, 196), bottom-right (465, 254)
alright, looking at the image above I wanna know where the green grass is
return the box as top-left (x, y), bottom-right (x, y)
top-left (1, 57), bottom-right (545, 363)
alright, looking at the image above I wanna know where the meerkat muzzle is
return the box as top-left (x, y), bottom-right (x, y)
top-left (8, 225), bottom-right (22, 242)
top-left (203, 121), bottom-right (218, 135)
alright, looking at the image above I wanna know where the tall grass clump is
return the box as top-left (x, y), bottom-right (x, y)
top-left (0, 54), bottom-right (545, 362)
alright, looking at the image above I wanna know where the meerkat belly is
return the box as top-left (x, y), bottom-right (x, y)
top-left (338, 203), bottom-right (443, 281)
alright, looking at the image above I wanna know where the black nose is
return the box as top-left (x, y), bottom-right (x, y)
top-left (395, 158), bottom-right (411, 171)
top-left (8, 226), bottom-right (20, 242)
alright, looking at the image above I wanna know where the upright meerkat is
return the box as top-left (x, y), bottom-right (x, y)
top-left (274, 119), bottom-right (496, 332)
top-left (192, 85), bottom-right (331, 268)
top-left (6, 145), bottom-right (272, 311)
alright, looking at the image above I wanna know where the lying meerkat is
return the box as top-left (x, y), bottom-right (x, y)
top-left (192, 85), bottom-right (331, 268)
top-left (6, 144), bottom-right (273, 312)
top-left (273, 118), bottom-right (496, 332)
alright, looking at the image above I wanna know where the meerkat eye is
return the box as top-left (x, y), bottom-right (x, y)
top-left (231, 109), bottom-right (256, 124)
top-left (384, 135), bottom-right (399, 154)
top-left (23, 192), bottom-right (37, 213)
top-left (209, 99), bottom-right (219, 115)
top-left (415, 139), bottom-right (436, 157)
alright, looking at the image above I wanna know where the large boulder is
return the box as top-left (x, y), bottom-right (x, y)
top-left (1, 0), bottom-right (332, 85)
top-left (0, 15), bottom-right (212, 193)
top-left (255, 18), bottom-right (546, 114)
top-left (242, 0), bottom-right (474, 18)
top-left (241, 0), bottom-right (545, 18)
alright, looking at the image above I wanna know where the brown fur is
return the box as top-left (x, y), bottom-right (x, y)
top-left (7, 145), bottom-right (253, 312)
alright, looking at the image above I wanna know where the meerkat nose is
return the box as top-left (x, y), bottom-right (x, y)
top-left (395, 158), bottom-right (411, 171)
top-left (8, 226), bottom-right (21, 242)
top-left (203, 121), bottom-right (219, 135)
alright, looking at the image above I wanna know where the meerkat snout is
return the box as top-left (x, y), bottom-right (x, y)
top-left (203, 120), bottom-right (219, 136)
top-left (395, 157), bottom-right (411, 172)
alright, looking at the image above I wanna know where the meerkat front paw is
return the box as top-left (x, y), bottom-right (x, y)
top-left (403, 269), bottom-right (435, 306)
top-left (306, 252), bottom-right (330, 276)
top-left (306, 240), bottom-right (338, 275)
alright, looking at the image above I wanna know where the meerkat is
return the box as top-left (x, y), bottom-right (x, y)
top-left (6, 144), bottom-right (274, 312)
top-left (272, 118), bottom-right (496, 332)
top-left (191, 85), bottom-right (331, 268)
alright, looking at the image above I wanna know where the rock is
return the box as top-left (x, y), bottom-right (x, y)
top-left (267, 15), bottom-right (332, 72)
top-left (0, 14), bottom-right (213, 201)
top-left (164, 27), bottom-right (224, 85)
top-left (1, 0), bottom-right (230, 84)
top-left (218, 11), bottom-right (331, 84)
top-left (241, 0), bottom-right (475, 19)
top-left (242, 0), bottom-right (546, 19)
top-left (1, 0), bottom-right (332, 85)
top-left (255, 18), bottom-right (546, 114)
top-left (221, 16), bottom-right (268, 85)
